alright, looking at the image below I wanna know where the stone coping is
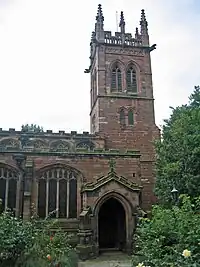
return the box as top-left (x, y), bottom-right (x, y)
top-left (0, 128), bottom-right (99, 137)
top-left (0, 149), bottom-right (141, 158)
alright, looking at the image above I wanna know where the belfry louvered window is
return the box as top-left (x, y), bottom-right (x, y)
top-left (126, 66), bottom-right (137, 92)
top-left (38, 166), bottom-right (77, 219)
top-left (111, 66), bottom-right (122, 91)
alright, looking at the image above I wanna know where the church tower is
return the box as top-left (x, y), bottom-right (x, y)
top-left (87, 5), bottom-right (159, 146)
top-left (86, 5), bottom-right (160, 209)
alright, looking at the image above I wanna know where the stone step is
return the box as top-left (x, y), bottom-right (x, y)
top-left (78, 260), bottom-right (132, 267)
top-left (78, 251), bottom-right (132, 267)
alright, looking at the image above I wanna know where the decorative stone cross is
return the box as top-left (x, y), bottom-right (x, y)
top-left (109, 158), bottom-right (116, 173)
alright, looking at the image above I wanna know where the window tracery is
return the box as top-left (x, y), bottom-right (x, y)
top-left (111, 64), bottom-right (122, 91)
top-left (126, 66), bottom-right (137, 93)
top-left (0, 138), bottom-right (20, 149)
top-left (37, 166), bottom-right (77, 219)
top-left (34, 140), bottom-right (47, 149)
top-left (50, 141), bottom-right (70, 151)
top-left (0, 165), bottom-right (19, 214)
top-left (76, 141), bottom-right (95, 150)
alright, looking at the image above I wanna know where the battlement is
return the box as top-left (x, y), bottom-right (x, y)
top-left (103, 31), bottom-right (142, 47)
top-left (0, 128), bottom-right (106, 152)
top-left (0, 128), bottom-right (96, 138)
top-left (0, 127), bottom-right (141, 157)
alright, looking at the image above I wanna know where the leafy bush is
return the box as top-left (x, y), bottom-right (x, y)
top-left (0, 209), bottom-right (78, 267)
top-left (133, 195), bottom-right (200, 267)
top-left (0, 211), bottom-right (33, 266)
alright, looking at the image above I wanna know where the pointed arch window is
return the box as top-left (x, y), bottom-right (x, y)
top-left (126, 66), bottom-right (137, 92)
top-left (0, 165), bottom-right (19, 215)
top-left (119, 108), bottom-right (126, 126)
top-left (128, 110), bottom-right (134, 125)
top-left (111, 65), bottom-right (122, 91)
top-left (38, 166), bottom-right (78, 219)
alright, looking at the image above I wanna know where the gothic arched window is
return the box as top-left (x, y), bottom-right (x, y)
top-left (76, 141), bottom-right (95, 150)
top-left (119, 108), bottom-right (126, 126)
top-left (126, 66), bottom-right (137, 93)
top-left (128, 110), bottom-right (134, 125)
top-left (38, 166), bottom-right (78, 219)
top-left (0, 165), bottom-right (19, 215)
top-left (111, 65), bottom-right (122, 91)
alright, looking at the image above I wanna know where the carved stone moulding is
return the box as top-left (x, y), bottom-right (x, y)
top-left (105, 47), bottom-right (145, 56)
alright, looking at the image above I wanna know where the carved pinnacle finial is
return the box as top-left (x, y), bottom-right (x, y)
top-left (96, 4), bottom-right (104, 23)
top-left (140, 9), bottom-right (148, 34)
top-left (119, 11), bottom-right (125, 33)
top-left (95, 4), bottom-right (104, 42)
top-left (141, 9), bottom-right (146, 21)
top-left (119, 11), bottom-right (125, 26)
top-left (135, 27), bottom-right (139, 38)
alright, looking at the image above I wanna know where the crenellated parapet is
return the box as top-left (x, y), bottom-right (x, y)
top-left (0, 128), bottom-right (95, 136)
top-left (103, 31), bottom-right (142, 47)
top-left (0, 128), bottom-right (105, 153)
top-left (0, 128), bottom-right (140, 157)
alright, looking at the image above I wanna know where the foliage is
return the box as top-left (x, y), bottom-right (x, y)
top-left (0, 208), bottom-right (78, 267)
top-left (133, 195), bottom-right (200, 267)
top-left (155, 86), bottom-right (200, 204)
top-left (21, 124), bottom-right (44, 133)
top-left (0, 211), bottom-right (33, 266)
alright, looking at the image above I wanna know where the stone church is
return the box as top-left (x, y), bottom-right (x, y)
top-left (0, 4), bottom-right (159, 259)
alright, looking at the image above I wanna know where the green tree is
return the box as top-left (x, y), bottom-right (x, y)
top-left (133, 195), bottom-right (200, 267)
top-left (21, 124), bottom-right (44, 133)
top-left (155, 86), bottom-right (200, 204)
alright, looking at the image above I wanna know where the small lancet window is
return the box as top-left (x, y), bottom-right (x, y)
top-left (126, 66), bottom-right (137, 92)
top-left (111, 65), bottom-right (122, 91)
top-left (128, 110), bottom-right (134, 125)
top-left (119, 109), bottom-right (125, 126)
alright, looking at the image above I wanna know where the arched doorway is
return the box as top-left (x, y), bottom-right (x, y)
top-left (98, 197), bottom-right (126, 251)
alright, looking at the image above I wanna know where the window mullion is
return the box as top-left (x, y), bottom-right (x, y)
top-left (66, 172), bottom-right (70, 219)
top-left (56, 179), bottom-right (59, 218)
top-left (5, 178), bottom-right (9, 211)
top-left (116, 70), bottom-right (118, 90)
top-left (45, 179), bottom-right (49, 217)
top-left (131, 70), bottom-right (133, 87)
top-left (16, 174), bottom-right (22, 217)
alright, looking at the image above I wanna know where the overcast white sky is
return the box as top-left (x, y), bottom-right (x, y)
top-left (0, 0), bottom-right (200, 132)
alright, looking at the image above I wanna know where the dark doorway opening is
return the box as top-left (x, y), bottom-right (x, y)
top-left (98, 198), bottom-right (126, 251)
